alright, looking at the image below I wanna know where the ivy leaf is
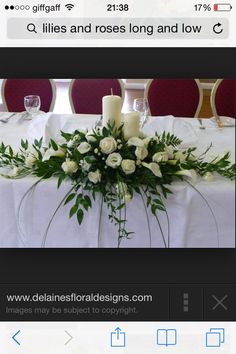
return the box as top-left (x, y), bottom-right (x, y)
top-left (84, 195), bottom-right (92, 208)
top-left (21, 139), bottom-right (28, 150)
top-left (156, 204), bottom-right (166, 211)
top-left (116, 203), bottom-right (125, 210)
top-left (102, 126), bottom-right (109, 137)
top-left (69, 204), bottom-right (78, 218)
top-left (151, 204), bottom-right (158, 215)
top-left (61, 131), bottom-right (72, 141)
top-left (50, 139), bottom-right (58, 151)
top-left (77, 209), bottom-right (84, 225)
top-left (64, 193), bottom-right (76, 205)
top-left (9, 146), bottom-right (13, 156)
top-left (76, 193), bottom-right (83, 205)
top-left (57, 174), bottom-right (66, 189)
top-left (147, 196), bottom-right (152, 207)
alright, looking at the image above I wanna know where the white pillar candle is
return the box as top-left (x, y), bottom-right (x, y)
top-left (102, 95), bottom-right (122, 129)
top-left (123, 112), bottom-right (140, 139)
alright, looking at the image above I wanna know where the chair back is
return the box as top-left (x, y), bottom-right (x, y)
top-left (211, 79), bottom-right (236, 118)
top-left (1, 79), bottom-right (56, 112)
top-left (145, 79), bottom-right (203, 118)
top-left (69, 79), bottom-right (125, 114)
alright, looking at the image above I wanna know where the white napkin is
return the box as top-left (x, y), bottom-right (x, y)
top-left (0, 112), bottom-right (11, 121)
top-left (44, 114), bottom-right (98, 144)
top-left (143, 116), bottom-right (198, 147)
top-left (27, 113), bottom-right (51, 142)
top-left (28, 114), bottom-right (98, 145)
top-left (44, 114), bottom-right (70, 144)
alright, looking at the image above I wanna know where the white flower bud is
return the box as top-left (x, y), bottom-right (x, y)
top-left (88, 169), bottom-right (101, 184)
top-left (78, 142), bottom-right (91, 154)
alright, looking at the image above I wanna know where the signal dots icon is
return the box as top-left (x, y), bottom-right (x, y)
top-left (5, 5), bottom-right (30, 10)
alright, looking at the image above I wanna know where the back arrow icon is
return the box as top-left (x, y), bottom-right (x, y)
top-left (12, 330), bottom-right (21, 345)
top-left (64, 330), bottom-right (73, 345)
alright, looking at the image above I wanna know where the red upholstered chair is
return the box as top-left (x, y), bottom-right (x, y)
top-left (1, 79), bottom-right (56, 112)
top-left (145, 79), bottom-right (203, 118)
top-left (210, 79), bottom-right (236, 119)
top-left (69, 79), bottom-right (125, 114)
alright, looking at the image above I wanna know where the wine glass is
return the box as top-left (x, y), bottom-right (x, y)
top-left (24, 95), bottom-right (41, 120)
top-left (133, 98), bottom-right (150, 127)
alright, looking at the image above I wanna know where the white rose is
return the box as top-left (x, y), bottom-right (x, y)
top-left (127, 137), bottom-right (144, 147)
top-left (142, 162), bottom-right (162, 177)
top-left (176, 169), bottom-right (197, 183)
top-left (106, 153), bottom-right (122, 169)
top-left (174, 151), bottom-right (186, 162)
top-left (99, 137), bottom-right (117, 154)
top-left (121, 159), bottom-right (136, 175)
top-left (86, 131), bottom-right (97, 143)
top-left (42, 148), bottom-right (65, 161)
top-left (135, 146), bottom-right (148, 160)
top-left (88, 169), bottom-right (101, 184)
top-left (62, 159), bottom-right (78, 175)
top-left (153, 151), bottom-right (168, 163)
top-left (78, 142), bottom-right (91, 154)
top-left (165, 145), bottom-right (174, 159)
top-left (203, 172), bottom-right (214, 182)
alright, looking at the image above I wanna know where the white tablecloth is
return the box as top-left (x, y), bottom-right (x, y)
top-left (0, 113), bottom-right (235, 248)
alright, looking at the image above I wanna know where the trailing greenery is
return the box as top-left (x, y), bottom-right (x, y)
top-left (0, 124), bottom-right (235, 247)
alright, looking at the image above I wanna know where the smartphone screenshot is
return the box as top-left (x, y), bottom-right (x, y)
top-left (0, 0), bottom-right (235, 353)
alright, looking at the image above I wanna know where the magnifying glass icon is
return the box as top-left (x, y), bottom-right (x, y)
top-left (27, 23), bottom-right (37, 34)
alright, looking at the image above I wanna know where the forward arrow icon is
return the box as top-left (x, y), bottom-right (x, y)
top-left (64, 330), bottom-right (73, 345)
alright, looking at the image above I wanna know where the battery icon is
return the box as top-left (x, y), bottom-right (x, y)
top-left (214, 3), bottom-right (232, 11)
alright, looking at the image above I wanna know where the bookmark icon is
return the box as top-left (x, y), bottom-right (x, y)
top-left (157, 329), bottom-right (177, 346)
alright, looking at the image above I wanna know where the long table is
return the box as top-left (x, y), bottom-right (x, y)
top-left (0, 113), bottom-right (235, 248)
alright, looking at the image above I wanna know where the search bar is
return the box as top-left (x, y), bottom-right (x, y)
top-left (7, 18), bottom-right (229, 40)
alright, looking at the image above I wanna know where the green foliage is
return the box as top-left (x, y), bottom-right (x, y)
top-left (50, 139), bottom-right (58, 151)
top-left (158, 131), bottom-right (182, 146)
top-left (0, 126), bottom-right (235, 247)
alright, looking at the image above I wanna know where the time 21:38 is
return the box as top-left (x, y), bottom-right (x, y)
top-left (107, 4), bottom-right (129, 11)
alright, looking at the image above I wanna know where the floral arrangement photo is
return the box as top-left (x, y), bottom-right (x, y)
top-left (0, 121), bottom-right (235, 248)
